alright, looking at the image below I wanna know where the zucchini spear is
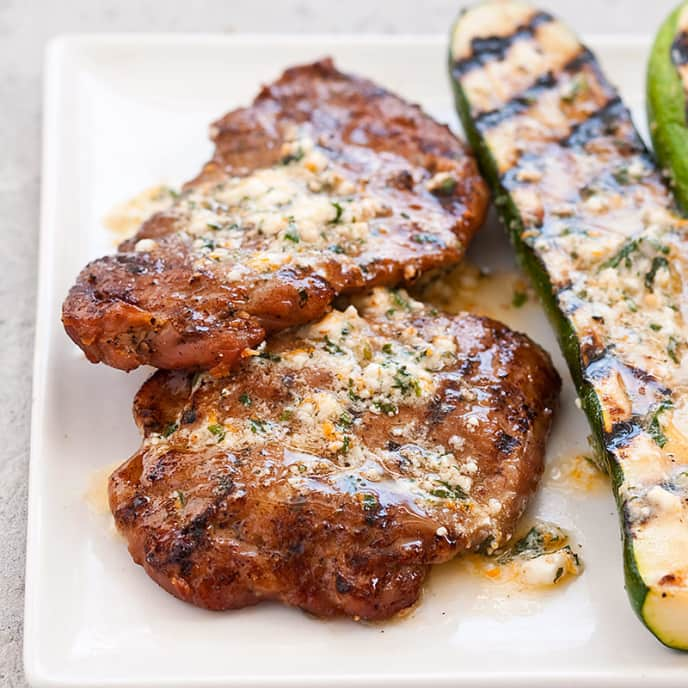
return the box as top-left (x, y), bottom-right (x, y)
top-left (648, 2), bottom-right (688, 212)
top-left (450, 0), bottom-right (688, 650)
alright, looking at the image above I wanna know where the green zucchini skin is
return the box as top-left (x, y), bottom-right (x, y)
top-left (450, 2), bottom-right (688, 650)
top-left (648, 2), bottom-right (688, 213)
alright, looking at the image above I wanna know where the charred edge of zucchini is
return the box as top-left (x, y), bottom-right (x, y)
top-left (647, 2), bottom-right (688, 213)
top-left (452, 9), bottom-right (553, 76)
top-left (472, 48), bottom-right (608, 134)
top-left (448, 43), bottom-right (652, 627)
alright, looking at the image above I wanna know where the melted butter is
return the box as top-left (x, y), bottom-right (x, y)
top-left (545, 453), bottom-right (607, 494)
top-left (429, 556), bottom-right (548, 619)
top-left (372, 550), bottom-right (557, 625)
top-left (159, 289), bottom-right (496, 529)
top-left (103, 184), bottom-right (178, 241)
top-left (458, 551), bottom-right (580, 590)
top-left (84, 461), bottom-right (120, 515)
top-left (418, 261), bottom-right (535, 327)
top-left (428, 521), bottom-right (583, 620)
top-left (102, 134), bottom-right (460, 282)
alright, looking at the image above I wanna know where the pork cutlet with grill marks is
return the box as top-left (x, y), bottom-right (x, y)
top-left (109, 288), bottom-right (560, 620)
top-left (63, 59), bottom-right (489, 374)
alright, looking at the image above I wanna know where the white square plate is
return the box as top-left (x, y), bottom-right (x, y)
top-left (26, 33), bottom-right (688, 687)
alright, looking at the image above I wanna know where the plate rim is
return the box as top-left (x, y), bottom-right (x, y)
top-left (25, 31), bottom-right (680, 688)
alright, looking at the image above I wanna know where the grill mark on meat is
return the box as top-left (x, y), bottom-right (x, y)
top-left (181, 408), bottom-right (197, 425)
top-left (109, 288), bottom-right (560, 620)
top-left (115, 494), bottom-right (149, 528)
top-left (495, 430), bottom-right (519, 454)
top-left (161, 475), bottom-right (238, 572)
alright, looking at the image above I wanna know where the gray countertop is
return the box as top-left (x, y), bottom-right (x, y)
top-left (0, 1), bottom-right (678, 685)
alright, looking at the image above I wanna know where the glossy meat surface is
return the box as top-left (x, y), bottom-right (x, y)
top-left (63, 59), bottom-right (489, 373)
top-left (109, 288), bottom-right (560, 619)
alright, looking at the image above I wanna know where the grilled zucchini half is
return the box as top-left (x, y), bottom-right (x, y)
top-left (450, 1), bottom-right (688, 650)
top-left (648, 2), bottom-right (688, 212)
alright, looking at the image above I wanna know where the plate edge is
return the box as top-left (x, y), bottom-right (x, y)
top-left (23, 30), bottom-right (677, 688)
top-left (23, 35), bottom-right (69, 688)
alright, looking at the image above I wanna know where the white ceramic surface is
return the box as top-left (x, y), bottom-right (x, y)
top-left (24, 34), bottom-right (688, 687)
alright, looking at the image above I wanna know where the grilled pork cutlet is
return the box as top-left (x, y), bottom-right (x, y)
top-left (110, 288), bottom-right (560, 620)
top-left (63, 59), bottom-right (489, 374)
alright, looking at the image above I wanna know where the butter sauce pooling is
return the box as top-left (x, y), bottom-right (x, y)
top-left (131, 134), bottom-right (460, 281)
top-left (150, 289), bottom-right (491, 522)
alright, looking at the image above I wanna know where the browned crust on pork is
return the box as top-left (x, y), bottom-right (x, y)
top-left (109, 296), bottom-right (559, 619)
top-left (62, 59), bottom-right (489, 373)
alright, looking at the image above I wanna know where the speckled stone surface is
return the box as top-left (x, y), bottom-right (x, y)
top-left (0, 1), bottom-right (676, 685)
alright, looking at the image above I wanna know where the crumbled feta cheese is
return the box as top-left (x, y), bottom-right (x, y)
top-left (448, 435), bottom-right (465, 451)
top-left (646, 485), bottom-right (682, 514)
top-left (134, 238), bottom-right (157, 252)
top-left (466, 415), bottom-right (480, 429)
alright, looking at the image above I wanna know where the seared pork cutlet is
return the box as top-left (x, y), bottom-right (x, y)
top-left (63, 59), bottom-right (489, 374)
top-left (110, 288), bottom-right (560, 620)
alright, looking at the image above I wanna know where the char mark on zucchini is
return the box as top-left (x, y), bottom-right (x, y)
top-left (452, 9), bottom-right (553, 76)
top-left (472, 71), bottom-right (558, 130)
top-left (558, 97), bottom-right (624, 148)
top-left (471, 48), bottom-right (609, 134)
top-left (451, 1), bottom-right (688, 651)
top-left (672, 29), bottom-right (688, 67)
